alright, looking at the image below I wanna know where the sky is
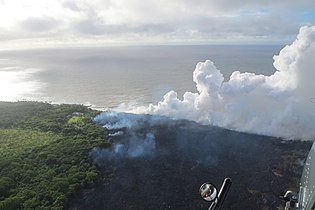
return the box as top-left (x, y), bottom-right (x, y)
top-left (0, 0), bottom-right (315, 49)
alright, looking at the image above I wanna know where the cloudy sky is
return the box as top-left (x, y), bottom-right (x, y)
top-left (0, 0), bottom-right (314, 49)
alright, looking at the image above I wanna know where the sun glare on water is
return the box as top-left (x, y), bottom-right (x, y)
top-left (0, 67), bottom-right (41, 101)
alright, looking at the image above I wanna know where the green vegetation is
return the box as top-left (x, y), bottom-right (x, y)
top-left (0, 101), bottom-right (109, 210)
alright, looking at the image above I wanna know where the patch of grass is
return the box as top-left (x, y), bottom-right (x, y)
top-left (0, 129), bottom-right (59, 159)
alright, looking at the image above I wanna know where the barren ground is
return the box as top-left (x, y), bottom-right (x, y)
top-left (67, 120), bottom-right (312, 210)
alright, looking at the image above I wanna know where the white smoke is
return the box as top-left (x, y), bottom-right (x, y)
top-left (109, 131), bottom-right (124, 137)
top-left (90, 132), bottom-right (156, 163)
top-left (92, 111), bottom-right (220, 167)
top-left (127, 26), bottom-right (315, 140)
top-left (91, 112), bottom-right (159, 163)
top-left (94, 111), bottom-right (146, 129)
top-left (94, 111), bottom-right (169, 130)
top-left (127, 133), bottom-right (156, 158)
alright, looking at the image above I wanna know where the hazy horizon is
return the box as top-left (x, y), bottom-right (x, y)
top-left (0, 0), bottom-right (314, 49)
top-left (0, 45), bottom-right (282, 108)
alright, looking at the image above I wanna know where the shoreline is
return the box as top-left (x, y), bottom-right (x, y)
top-left (1, 100), bottom-right (314, 142)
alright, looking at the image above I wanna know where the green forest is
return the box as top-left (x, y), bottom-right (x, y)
top-left (0, 102), bottom-right (110, 210)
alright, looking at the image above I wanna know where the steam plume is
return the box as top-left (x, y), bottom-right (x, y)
top-left (127, 26), bottom-right (315, 140)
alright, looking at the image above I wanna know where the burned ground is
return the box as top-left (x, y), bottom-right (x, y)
top-left (67, 119), bottom-right (312, 210)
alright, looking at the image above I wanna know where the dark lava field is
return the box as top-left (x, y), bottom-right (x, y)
top-left (68, 117), bottom-right (312, 210)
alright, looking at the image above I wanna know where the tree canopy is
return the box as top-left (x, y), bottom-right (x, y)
top-left (0, 102), bottom-right (109, 209)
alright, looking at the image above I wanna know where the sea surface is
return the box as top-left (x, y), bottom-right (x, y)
top-left (0, 45), bottom-right (282, 109)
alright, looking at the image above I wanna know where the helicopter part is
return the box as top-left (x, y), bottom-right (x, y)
top-left (281, 190), bottom-right (298, 210)
top-left (199, 178), bottom-right (232, 210)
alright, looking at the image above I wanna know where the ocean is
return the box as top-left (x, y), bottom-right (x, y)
top-left (0, 45), bottom-right (282, 109)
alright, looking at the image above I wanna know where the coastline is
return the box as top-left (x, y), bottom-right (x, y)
top-left (0, 101), bottom-right (313, 209)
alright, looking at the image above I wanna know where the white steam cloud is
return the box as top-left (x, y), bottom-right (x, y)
top-left (94, 111), bottom-right (168, 130)
top-left (127, 26), bottom-right (315, 140)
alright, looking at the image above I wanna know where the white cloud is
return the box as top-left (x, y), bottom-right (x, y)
top-left (21, 17), bottom-right (59, 33)
top-left (0, 0), bottom-right (314, 48)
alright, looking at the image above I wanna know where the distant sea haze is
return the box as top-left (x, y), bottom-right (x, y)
top-left (0, 45), bottom-right (281, 109)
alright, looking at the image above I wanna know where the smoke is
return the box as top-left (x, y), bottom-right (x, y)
top-left (91, 112), bottom-right (160, 164)
top-left (108, 131), bottom-right (124, 137)
top-left (124, 26), bottom-right (315, 141)
top-left (94, 111), bottom-right (168, 130)
top-left (90, 132), bottom-right (156, 163)
top-left (91, 25), bottom-right (315, 168)
top-left (92, 111), bottom-right (220, 168)
top-left (94, 111), bottom-right (148, 130)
